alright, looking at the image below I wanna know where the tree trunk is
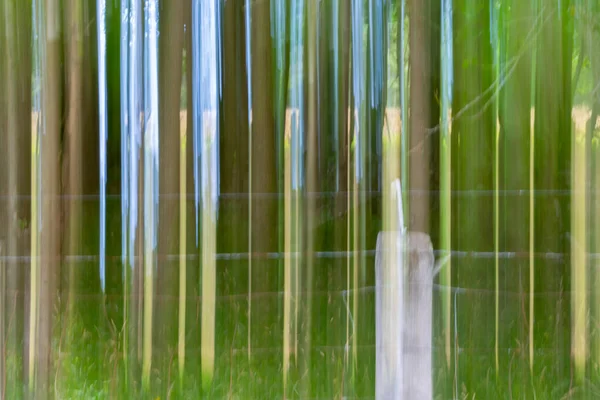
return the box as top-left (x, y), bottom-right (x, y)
top-left (249, 0), bottom-right (278, 367)
top-left (31, 1), bottom-right (62, 397)
top-left (1, 1), bottom-right (31, 396)
top-left (451, 0), bottom-right (495, 396)
top-left (533, 0), bottom-right (572, 386)
top-left (156, 1), bottom-right (185, 393)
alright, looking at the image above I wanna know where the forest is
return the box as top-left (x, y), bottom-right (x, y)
top-left (0, 0), bottom-right (599, 398)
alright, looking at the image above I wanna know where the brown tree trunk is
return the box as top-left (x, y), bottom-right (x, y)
top-left (0, 1), bottom-right (31, 395)
top-left (34, 1), bottom-right (62, 397)
top-left (156, 1), bottom-right (185, 391)
top-left (248, 0), bottom-right (278, 387)
top-left (220, 0), bottom-right (250, 389)
top-left (62, 0), bottom-right (84, 333)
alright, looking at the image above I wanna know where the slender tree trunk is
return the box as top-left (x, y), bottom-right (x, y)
top-left (156, 1), bottom-right (185, 393)
top-left (331, 2), bottom-right (351, 397)
top-left (249, 0), bottom-right (278, 378)
top-left (32, 1), bottom-right (62, 397)
top-left (588, 0), bottom-right (600, 377)
top-left (533, 0), bottom-right (572, 386)
top-left (451, 0), bottom-right (495, 397)
top-left (62, 0), bottom-right (84, 340)
top-left (298, 0), bottom-right (318, 397)
top-left (408, 0), bottom-right (432, 234)
top-left (497, 0), bottom-right (534, 395)
top-left (1, 1), bottom-right (31, 395)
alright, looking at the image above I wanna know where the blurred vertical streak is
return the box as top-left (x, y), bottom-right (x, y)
top-left (533, 0), bottom-right (573, 386)
top-left (272, 2), bottom-right (289, 308)
top-left (407, 0), bottom-right (440, 237)
top-left (121, 0), bottom-right (144, 390)
top-left (451, 0), bottom-right (494, 396)
top-left (399, 0), bottom-right (409, 215)
top-left (0, 15), bottom-right (16, 397)
top-left (349, 1), bottom-right (367, 392)
top-left (120, 0), bottom-right (130, 273)
top-left (1, 0), bottom-right (31, 397)
top-left (588, 0), bottom-right (600, 374)
top-left (183, 1), bottom-right (200, 393)
top-left (276, 0), bottom-right (297, 394)
top-left (493, 0), bottom-right (501, 377)
top-left (0, 4), bottom-right (5, 392)
top-left (27, 0), bottom-right (62, 397)
top-left (220, 0), bottom-right (250, 395)
top-left (249, 0), bottom-right (279, 391)
top-left (177, 61), bottom-right (187, 390)
top-left (0, 245), bottom-right (4, 398)
top-left (439, 0), bottom-right (453, 383)
top-left (333, 1), bottom-right (351, 396)
top-left (97, 0), bottom-right (107, 296)
top-left (28, 0), bottom-right (42, 392)
top-left (406, 2), bottom-right (436, 394)
top-left (119, 0), bottom-right (131, 388)
top-left (192, 0), bottom-right (222, 390)
top-left (301, 0), bottom-right (317, 396)
top-left (157, 0), bottom-right (184, 393)
top-left (141, 0), bottom-right (160, 391)
top-left (498, 0), bottom-right (534, 393)
top-left (243, 0), bottom-right (254, 360)
top-left (571, 0), bottom-right (593, 384)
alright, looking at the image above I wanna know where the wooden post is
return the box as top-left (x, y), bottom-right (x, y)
top-left (376, 231), bottom-right (434, 400)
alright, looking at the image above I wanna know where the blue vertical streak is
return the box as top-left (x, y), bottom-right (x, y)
top-left (245, 0), bottom-right (253, 119)
top-left (271, 0), bottom-right (285, 77)
top-left (98, 0), bottom-right (108, 292)
top-left (317, 1), bottom-right (321, 176)
top-left (128, 0), bottom-right (142, 269)
top-left (400, 0), bottom-right (408, 199)
top-left (290, 0), bottom-right (304, 191)
top-left (216, 1), bottom-right (222, 200)
top-left (32, 0), bottom-right (44, 237)
top-left (351, 0), bottom-right (364, 182)
top-left (196, 0), bottom-right (221, 222)
top-left (144, 0), bottom-right (160, 272)
top-left (272, 0), bottom-right (286, 184)
top-left (374, 0), bottom-right (384, 109)
top-left (369, 0), bottom-right (384, 190)
top-left (192, 0), bottom-right (200, 244)
top-left (333, 0), bottom-right (339, 191)
top-left (368, 0), bottom-right (375, 108)
top-left (443, 0), bottom-right (453, 104)
top-left (120, 0), bottom-right (130, 269)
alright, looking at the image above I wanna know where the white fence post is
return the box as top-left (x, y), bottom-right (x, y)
top-left (376, 232), bottom-right (434, 400)
top-left (376, 179), bottom-right (434, 400)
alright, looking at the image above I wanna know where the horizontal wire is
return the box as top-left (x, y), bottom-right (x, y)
top-left (0, 248), bottom-right (591, 263)
top-left (0, 188), bottom-right (590, 200)
top-left (0, 283), bottom-right (588, 300)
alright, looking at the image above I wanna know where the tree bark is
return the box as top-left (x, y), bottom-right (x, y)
top-left (156, 1), bottom-right (185, 392)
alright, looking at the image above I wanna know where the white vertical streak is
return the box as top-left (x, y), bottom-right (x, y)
top-left (144, 0), bottom-right (160, 264)
top-left (351, 0), bottom-right (364, 181)
top-left (98, 0), bottom-right (108, 292)
top-left (244, 0), bottom-right (253, 358)
top-left (128, 0), bottom-right (142, 270)
top-left (120, 0), bottom-right (130, 268)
